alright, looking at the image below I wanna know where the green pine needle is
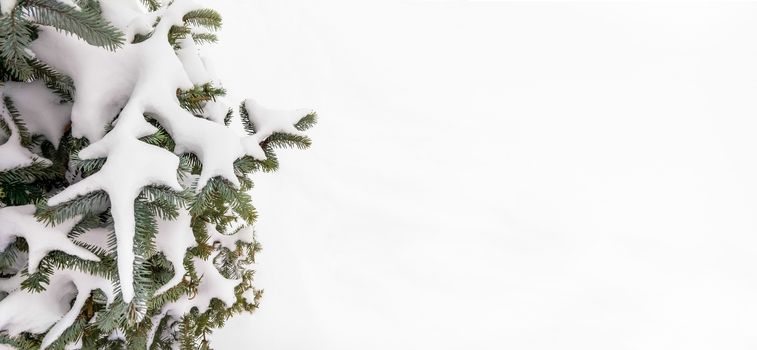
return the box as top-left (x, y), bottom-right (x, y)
top-left (0, 7), bottom-right (34, 80)
top-left (182, 9), bottom-right (222, 31)
top-left (24, 0), bottom-right (125, 50)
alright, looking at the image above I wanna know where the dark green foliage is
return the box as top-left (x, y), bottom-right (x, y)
top-left (75, 0), bottom-right (103, 15)
top-left (239, 101), bottom-right (254, 134)
top-left (0, 6), bottom-right (34, 80)
top-left (167, 24), bottom-right (191, 48)
top-left (177, 83), bottom-right (227, 116)
top-left (295, 112), bottom-right (318, 131)
top-left (0, 96), bottom-right (70, 207)
top-left (0, 333), bottom-right (39, 350)
top-left (266, 132), bottom-right (312, 150)
top-left (168, 8), bottom-right (220, 48)
top-left (182, 9), bottom-right (222, 31)
top-left (36, 190), bottom-right (111, 225)
top-left (191, 32), bottom-right (217, 45)
top-left (0, 0), bottom-right (123, 81)
top-left (23, 0), bottom-right (124, 50)
top-left (4, 97), bottom-right (31, 146)
top-left (190, 177), bottom-right (257, 225)
top-left (0, 162), bottom-right (55, 201)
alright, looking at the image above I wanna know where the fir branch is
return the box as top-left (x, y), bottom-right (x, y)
top-left (179, 153), bottom-right (202, 176)
top-left (140, 123), bottom-right (176, 152)
top-left (191, 32), bottom-right (217, 45)
top-left (92, 300), bottom-right (128, 334)
top-left (177, 84), bottom-right (226, 115)
top-left (0, 2), bottom-right (316, 346)
top-left (36, 190), bottom-right (110, 226)
top-left (0, 6), bottom-right (34, 80)
top-left (0, 112), bottom-right (11, 137)
top-left (28, 58), bottom-right (75, 101)
top-left (265, 132), bottom-right (312, 150)
top-left (168, 25), bottom-right (191, 47)
top-left (0, 238), bottom-right (24, 273)
top-left (0, 161), bottom-right (54, 184)
top-left (140, 0), bottom-right (159, 12)
top-left (0, 333), bottom-right (39, 350)
top-left (139, 185), bottom-right (192, 221)
top-left (75, 0), bottom-right (102, 15)
top-left (295, 112), bottom-right (318, 131)
top-left (182, 9), bottom-right (221, 31)
top-left (3, 96), bottom-right (31, 146)
top-left (238, 101), bottom-right (255, 134)
top-left (223, 108), bottom-right (232, 126)
top-left (24, 0), bottom-right (125, 50)
top-left (45, 317), bottom-right (87, 350)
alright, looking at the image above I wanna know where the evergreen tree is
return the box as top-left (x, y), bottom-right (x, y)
top-left (0, 0), bottom-right (316, 348)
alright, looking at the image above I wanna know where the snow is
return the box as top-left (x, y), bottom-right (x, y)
top-left (0, 94), bottom-right (49, 171)
top-left (0, 0), bottom-right (310, 346)
top-left (0, 274), bottom-right (20, 294)
top-left (201, 99), bottom-right (230, 123)
top-left (210, 1), bottom-right (757, 349)
top-left (0, 0), bottom-right (16, 15)
top-left (3, 81), bottom-right (72, 147)
top-left (55, 0), bottom-right (79, 10)
top-left (29, 0), bottom-right (314, 304)
top-left (154, 209), bottom-right (196, 295)
top-left (48, 135), bottom-right (182, 302)
top-left (176, 37), bottom-right (213, 85)
top-left (0, 274), bottom-right (77, 336)
top-left (0, 206), bottom-right (113, 345)
top-left (40, 269), bottom-right (114, 349)
top-left (29, 30), bottom-right (138, 142)
top-left (0, 204), bottom-right (109, 345)
top-left (99, 0), bottom-right (156, 42)
top-left (163, 251), bottom-right (240, 317)
top-left (241, 99), bottom-right (312, 159)
top-left (73, 227), bottom-right (111, 252)
top-left (0, 205), bottom-right (99, 274)
top-left (0, 269), bottom-right (113, 343)
top-left (34, 0), bottom-right (206, 302)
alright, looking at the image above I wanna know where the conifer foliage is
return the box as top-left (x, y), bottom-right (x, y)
top-left (0, 0), bottom-right (316, 348)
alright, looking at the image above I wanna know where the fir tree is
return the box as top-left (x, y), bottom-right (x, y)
top-left (0, 0), bottom-right (316, 348)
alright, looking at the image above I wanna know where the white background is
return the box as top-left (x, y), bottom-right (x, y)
top-left (209, 1), bottom-right (757, 349)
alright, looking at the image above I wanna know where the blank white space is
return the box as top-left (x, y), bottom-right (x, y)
top-left (209, 1), bottom-right (757, 349)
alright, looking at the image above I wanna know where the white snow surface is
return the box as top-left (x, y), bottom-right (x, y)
top-left (0, 94), bottom-right (49, 171)
top-left (38, 269), bottom-right (114, 349)
top-left (0, 206), bottom-right (112, 347)
top-left (241, 99), bottom-right (312, 159)
top-left (164, 252), bottom-right (240, 317)
top-left (99, 0), bottom-right (156, 42)
top-left (0, 0), bottom-right (16, 15)
top-left (201, 99), bottom-right (230, 124)
top-left (209, 1), bottom-right (757, 349)
top-left (73, 227), bottom-right (111, 252)
top-left (176, 37), bottom-right (214, 85)
top-left (3, 81), bottom-right (72, 147)
top-left (154, 209), bottom-right (196, 295)
top-left (0, 267), bottom-right (113, 347)
top-left (0, 274), bottom-right (77, 337)
top-left (0, 205), bottom-right (99, 274)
